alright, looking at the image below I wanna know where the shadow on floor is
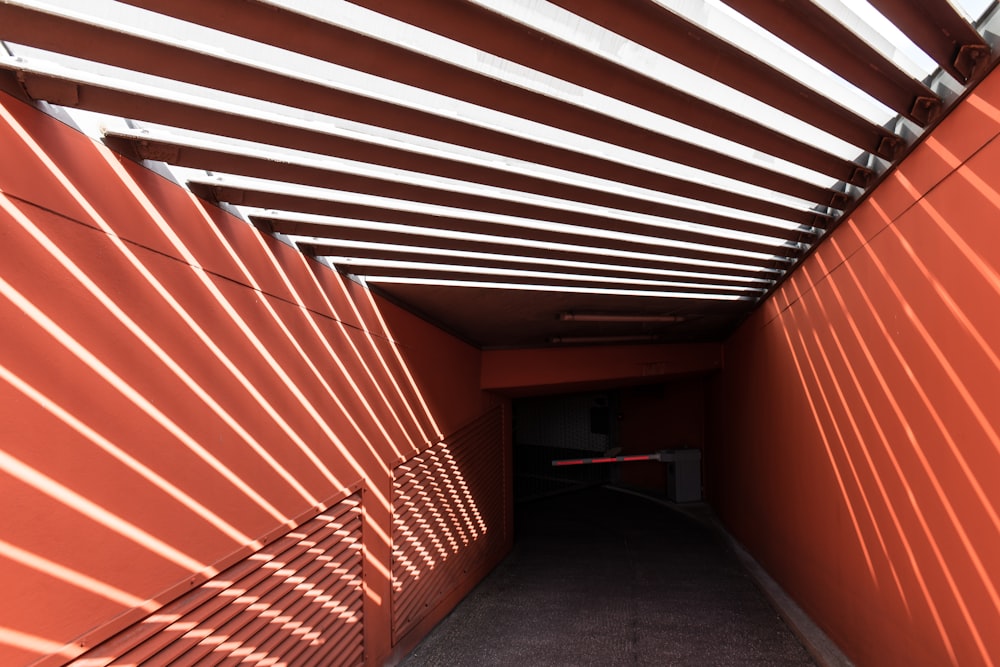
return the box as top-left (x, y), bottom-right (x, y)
top-left (400, 486), bottom-right (815, 666)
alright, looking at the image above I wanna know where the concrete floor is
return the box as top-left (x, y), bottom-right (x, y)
top-left (400, 486), bottom-right (816, 666)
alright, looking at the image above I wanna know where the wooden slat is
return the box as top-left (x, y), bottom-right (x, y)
top-left (280, 224), bottom-right (778, 281)
top-left (110, 130), bottom-right (814, 244)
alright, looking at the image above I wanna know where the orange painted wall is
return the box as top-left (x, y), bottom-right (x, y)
top-left (0, 89), bottom-right (510, 666)
top-left (711, 68), bottom-right (1000, 666)
top-left (482, 342), bottom-right (721, 394)
top-left (617, 377), bottom-right (708, 491)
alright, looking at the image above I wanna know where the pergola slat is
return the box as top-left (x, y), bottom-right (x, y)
top-left (297, 241), bottom-right (768, 292)
top-left (722, 0), bottom-right (942, 125)
top-left (253, 214), bottom-right (775, 281)
top-left (109, 131), bottom-right (802, 257)
top-left (0, 1), bottom-right (841, 205)
top-left (546, 0), bottom-right (900, 158)
top-left (189, 181), bottom-right (791, 269)
top-left (1, 63), bottom-right (826, 230)
top-left (333, 263), bottom-right (757, 297)
top-left (0, 0), bottom-right (990, 347)
top-left (867, 0), bottom-right (990, 82)
top-left (118, 0), bottom-right (862, 183)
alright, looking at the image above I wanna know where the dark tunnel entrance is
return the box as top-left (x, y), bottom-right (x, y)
top-left (398, 376), bottom-right (820, 664)
top-left (510, 376), bottom-right (713, 505)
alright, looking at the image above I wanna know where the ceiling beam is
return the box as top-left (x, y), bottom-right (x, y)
top-left (0, 1), bottom-right (842, 206)
top-left (545, 0), bottom-right (901, 159)
top-left (296, 241), bottom-right (770, 291)
top-left (720, 0), bottom-right (941, 125)
top-left (188, 181), bottom-right (794, 269)
top-left (117, 0), bottom-right (864, 183)
top-left (108, 131), bottom-right (806, 256)
top-left (333, 263), bottom-right (758, 298)
top-left (2, 61), bottom-right (828, 230)
top-left (252, 213), bottom-right (775, 281)
top-left (867, 0), bottom-right (989, 83)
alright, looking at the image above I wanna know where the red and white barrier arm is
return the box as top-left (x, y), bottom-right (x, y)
top-left (551, 453), bottom-right (661, 467)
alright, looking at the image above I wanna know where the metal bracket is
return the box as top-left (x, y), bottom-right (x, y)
top-left (135, 140), bottom-right (181, 164)
top-left (875, 134), bottom-right (901, 160)
top-left (910, 95), bottom-right (942, 126)
top-left (849, 166), bottom-right (873, 188)
top-left (954, 44), bottom-right (990, 82)
top-left (828, 191), bottom-right (850, 211)
top-left (16, 71), bottom-right (79, 106)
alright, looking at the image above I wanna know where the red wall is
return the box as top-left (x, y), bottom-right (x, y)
top-left (8, 48), bottom-right (1000, 667)
top-left (617, 377), bottom-right (708, 491)
top-left (712, 68), bottom-right (1000, 666)
top-left (486, 344), bottom-right (717, 495)
top-left (482, 342), bottom-right (721, 394)
top-left (0, 89), bottom-right (510, 666)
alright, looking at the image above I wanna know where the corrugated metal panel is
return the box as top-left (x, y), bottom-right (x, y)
top-left (391, 407), bottom-right (506, 641)
top-left (67, 493), bottom-right (364, 667)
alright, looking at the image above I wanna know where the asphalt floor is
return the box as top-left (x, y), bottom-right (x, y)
top-left (399, 485), bottom-right (816, 666)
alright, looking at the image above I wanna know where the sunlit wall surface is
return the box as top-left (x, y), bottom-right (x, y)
top-left (0, 87), bottom-right (511, 666)
top-left (712, 64), bottom-right (1000, 667)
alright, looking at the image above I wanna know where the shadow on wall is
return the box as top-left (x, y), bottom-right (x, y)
top-left (0, 91), bottom-right (509, 666)
top-left (62, 494), bottom-right (367, 666)
top-left (391, 409), bottom-right (506, 643)
top-left (715, 83), bottom-right (1000, 667)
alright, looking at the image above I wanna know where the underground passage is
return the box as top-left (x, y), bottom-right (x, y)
top-left (400, 486), bottom-right (817, 666)
top-left (2, 1), bottom-right (1000, 666)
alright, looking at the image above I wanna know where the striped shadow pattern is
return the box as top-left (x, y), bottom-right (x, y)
top-left (391, 407), bottom-right (506, 642)
top-left (68, 493), bottom-right (365, 667)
